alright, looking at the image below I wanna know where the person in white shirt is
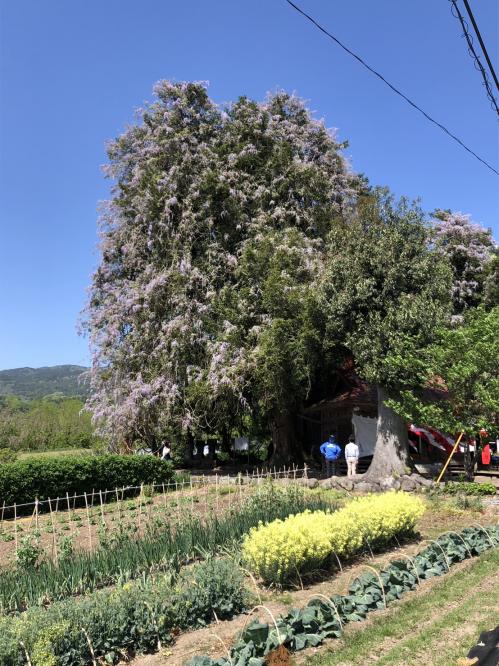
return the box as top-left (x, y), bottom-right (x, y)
top-left (345, 435), bottom-right (359, 477)
top-left (161, 442), bottom-right (171, 461)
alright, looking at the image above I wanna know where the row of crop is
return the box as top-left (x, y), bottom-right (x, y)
top-left (0, 455), bottom-right (176, 509)
top-left (242, 491), bottom-right (426, 585)
top-left (189, 523), bottom-right (499, 666)
top-left (0, 484), bottom-right (334, 612)
top-left (437, 481), bottom-right (497, 496)
top-left (0, 557), bottom-right (248, 666)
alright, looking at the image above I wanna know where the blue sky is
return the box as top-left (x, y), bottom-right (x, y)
top-left (0, 0), bottom-right (498, 370)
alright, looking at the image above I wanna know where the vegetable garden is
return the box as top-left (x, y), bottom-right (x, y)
top-left (0, 473), bottom-right (495, 665)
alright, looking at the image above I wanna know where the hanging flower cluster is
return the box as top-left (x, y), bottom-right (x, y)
top-left (432, 210), bottom-right (495, 314)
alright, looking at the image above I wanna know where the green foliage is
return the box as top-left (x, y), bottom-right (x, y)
top-left (189, 525), bottom-right (499, 666)
top-left (0, 394), bottom-right (100, 452)
top-left (439, 481), bottom-right (496, 496)
top-left (0, 454), bottom-right (175, 507)
top-left (319, 189), bottom-right (452, 391)
top-left (0, 448), bottom-right (17, 464)
top-left (388, 306), bottom-right (499, 432)
top-left (0, 558), bottom-right (247, 665)
top-left (174, 558), bottom-right (247, 628)
top-left (0, 483), bottom-right (334, 612)
top-left (16, 532), bottom-right (43, 570)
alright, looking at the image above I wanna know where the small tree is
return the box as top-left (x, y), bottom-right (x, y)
top-left (318, 190), bottom-right (452, 478)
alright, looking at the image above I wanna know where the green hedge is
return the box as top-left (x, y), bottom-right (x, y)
top-left (0, 455), bottom-right (175, 507)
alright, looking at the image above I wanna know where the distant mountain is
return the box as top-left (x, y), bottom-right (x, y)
top-left (0, 365), bottom-right (89, 399)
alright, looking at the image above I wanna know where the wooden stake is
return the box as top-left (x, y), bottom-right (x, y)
top-left (215, 474), bottom-right (219, 513)
top-left (35, 498), bottom-right (39, 532)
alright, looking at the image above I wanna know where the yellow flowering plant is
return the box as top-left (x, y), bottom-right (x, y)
top-left (242, 491), bottom-right (425, 585)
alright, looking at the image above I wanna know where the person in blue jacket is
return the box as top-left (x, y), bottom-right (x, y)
top-left (320, 434), bottom-right (342, 477)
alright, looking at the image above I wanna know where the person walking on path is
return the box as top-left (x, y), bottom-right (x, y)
top-left (345, 435), bottom-right (360, 477)
top-left (320, 434), bottom-right (342, 478)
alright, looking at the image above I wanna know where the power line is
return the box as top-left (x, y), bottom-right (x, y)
top-left (461, 0), bottom-right (499, 92)
top-left (449, 0), bottom-right (499, 116)
top-left (284, 0), bottom-right (499, 177)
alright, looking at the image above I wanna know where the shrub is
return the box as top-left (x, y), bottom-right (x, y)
top-left (0, 454), bottom-right (175, 507)
top-left (242, 492), bottom-right (425, 585)
top-left (0, 448), bottom-right (17, 464)
top-left (442, 481), bottom-right (496, 496)
top-left (0, 558), bottom-right (247, 666)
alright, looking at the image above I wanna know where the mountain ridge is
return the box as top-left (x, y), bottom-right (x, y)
top-left (0, 365), bottom-right (89, 399)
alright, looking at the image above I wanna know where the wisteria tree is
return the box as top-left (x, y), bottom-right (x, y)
top-left (318, 190), bottom-right (452, 478)
top-left (83, 81), bottom-right (355, 461)
top-left (432, 210), bottom-right (495, 315)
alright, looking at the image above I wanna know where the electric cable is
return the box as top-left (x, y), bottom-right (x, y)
top-left (449, 0), bottom-right (499, 116)
top-left (461, 0), bottom-right (499, 91)
top-left (284, 0), bottom-right (499, 177)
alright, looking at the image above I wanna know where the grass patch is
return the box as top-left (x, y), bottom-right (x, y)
top-left (17, 448), bottom-right (93, 460)
top-left (305, 547), bottom-right (499, 666)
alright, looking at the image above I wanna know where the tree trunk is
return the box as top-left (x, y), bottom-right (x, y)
top-left (365, 386), bottom-right (412, 480)
top-left (270, 412), bottom-right (303, 468)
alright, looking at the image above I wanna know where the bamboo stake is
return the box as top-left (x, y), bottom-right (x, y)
top-left (48, 497), bottom-right (58, 564)
top-left (190, 477), bottom-right (194, 514)
top-left (35, 498), bottom-right (39, 532)
top-left (27, 504), bottom-right (36, 531)
top-left (66, 492), bottom-right (73, 536)
top-left (99, 490), bottom-right (105, 526)
top-left (137, 484), bottom-right (143, 532)
top-left (161, 483), bottom-right (167, 512)
top-left (175, 480), bottom-right (180, 520)
top-left (0, 500), bottom-right (4, 532)
top-left (14, 503), bottom-right (18, 557)
top-left (215, 474), bottom-right (219, 513)
top-left (84, 492), bottom-right (92, 551)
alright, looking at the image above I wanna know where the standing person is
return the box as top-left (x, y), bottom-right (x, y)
top-left (345, 435), bottom-right (360, 477)
top-left (161, 441), bottom-right (172, 461)
top-left (320, 434), bottom-right (342, 478)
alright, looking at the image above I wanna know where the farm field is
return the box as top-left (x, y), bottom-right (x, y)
top-left (0, 479), bottom-right (496, 665)
top-left (126, 492), bottom-right (498, 666)
top-left (0, 474), bottom-right (292, 566)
